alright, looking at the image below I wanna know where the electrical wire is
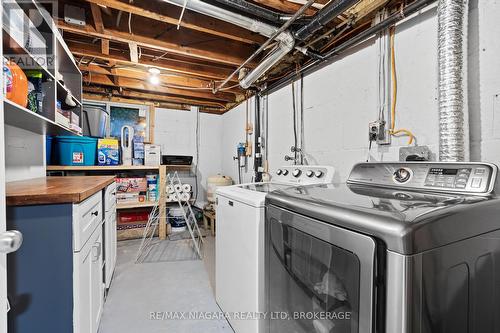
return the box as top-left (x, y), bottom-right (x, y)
top-left (291, 81), bottom-right (298, 164)
top-left (194, 107), bottom-right (200, 203)
top-left (389, 26), bottom-right (415, 145)
top-left (300, 75), bottom-right (305, 165)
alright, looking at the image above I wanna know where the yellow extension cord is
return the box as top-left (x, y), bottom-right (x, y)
top-left (389, 26), bottom-right (415, 145)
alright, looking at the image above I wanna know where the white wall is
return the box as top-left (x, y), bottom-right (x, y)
top-left (154, 107), bottom-right (223, 205)
top-left (5, 125), bottom-right (45, 182)
top-left (221, 2), bottom-right (500, 182)
top-left (221, 99), bottom-right (256, 184)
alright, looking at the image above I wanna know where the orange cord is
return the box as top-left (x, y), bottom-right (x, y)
top-left (389, 26), bottom-right (415, 145)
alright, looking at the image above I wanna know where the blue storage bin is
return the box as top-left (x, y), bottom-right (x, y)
top-left (45, 136), bottom-right (53, 165)
top-left (55, 136), bottom-right (98, 166)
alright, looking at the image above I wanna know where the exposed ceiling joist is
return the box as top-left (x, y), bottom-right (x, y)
top-left (68, 43), bottom-right (239, 82)
top-left (83, 87), bottom-right (227, 111)
top-left (89, 3), bottom-right (104, 32)
top-left (84, 0), bottom-right (266, 45)
top-left (83, 93), bottom-right (224, 114)
top-left (57, 20), bottom-right (258, 67)
top-left (79, 63), bottom-right (243, 96)
top-left (83, 73), bottom-right (236, 102)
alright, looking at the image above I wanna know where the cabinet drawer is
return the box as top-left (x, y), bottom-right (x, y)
top-left (73, 192), bottom-right (103, 252)
top-left (104, 183), bottom-right (117, 213)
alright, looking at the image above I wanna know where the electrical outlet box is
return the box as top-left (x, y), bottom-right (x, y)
top-left (369, 120), bottom-right (387, 144)
top-left (399, 146), bottom-right (433, 161)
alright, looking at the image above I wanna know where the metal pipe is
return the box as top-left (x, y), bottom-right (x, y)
top-left (218, 0), bottom-right (317, 91)
top-left (295, 0), bottom-right (359, 41)
top-left (162, 0), bottom-right (278, 37)
top-left (266, 0), bottom-right (437, 94)
top-left (437, 0), bottom-right (469, 161)
top-left (162, 0), bottom-right (315, 90)
top-left (205, 0), bottom-right (285, 25)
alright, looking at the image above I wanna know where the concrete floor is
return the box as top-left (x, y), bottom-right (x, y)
top-left (98, 236), bottom-right (233, 333)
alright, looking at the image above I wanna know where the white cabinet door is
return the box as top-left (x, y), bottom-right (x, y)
top-left (104, 212), bottom-right (117, 289)
top-left (91, 228), bottom-right (104, 332)
top-left (73, 238), bottom-right (93, 333)
top-left (75, 224), bottom-right (103, 333)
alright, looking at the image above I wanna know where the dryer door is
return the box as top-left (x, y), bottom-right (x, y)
top-left (266, 205), bottom-right (377, 333)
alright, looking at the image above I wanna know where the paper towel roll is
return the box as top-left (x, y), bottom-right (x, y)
top-left (174, 184), bottom-right (183, 193)
top-left (167, 185), bottom-right (174, 194)
top-left (166, 195), bottom-right (173, 202)
top-left (171, 194), bottom-right (179, 201)
top-left (181, 192), bottom-right (191, 201)
top-left (182, 184), bottom-right (192, 193)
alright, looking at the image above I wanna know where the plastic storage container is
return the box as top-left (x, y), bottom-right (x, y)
top-left (168, 207), bottom-right (187, 233)
top-left (54, 136), bottom-right (97, 166)
top-left (207, 175), bottom-right (233, 203)
top-left (46, 136), bottom-right (53, 165)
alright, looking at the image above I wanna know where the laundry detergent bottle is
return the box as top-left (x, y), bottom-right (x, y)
top-left (3, 59), bottom-right (28, 108)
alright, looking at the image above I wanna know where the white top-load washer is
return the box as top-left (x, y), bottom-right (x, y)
top-left (215, 165), bottom-right (335, 333)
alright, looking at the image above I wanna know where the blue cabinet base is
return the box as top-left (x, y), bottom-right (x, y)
top-left (7, 204), bottom-right (74, 333)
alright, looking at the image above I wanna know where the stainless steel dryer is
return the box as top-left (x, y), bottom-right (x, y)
top-left (265, 162), bottom-right (500, 333)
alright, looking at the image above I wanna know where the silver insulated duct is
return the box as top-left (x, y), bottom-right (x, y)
top-left (438, 0), bottom-right (469, 161)
top-left (162, 0), bottom-right (294, 89)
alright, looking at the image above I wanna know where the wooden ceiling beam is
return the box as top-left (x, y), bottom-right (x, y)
top-left (89, 3), bottom-right (104, 33)
top-left (89, 3), bottom-right (110, 55)
top-left (83, 93), bottom-right (226, 115)
top-left (56, 20), bottom-right (257, 67)
top-left (67, 42), bottom-right (239, 82)
top-left (83, 73), bottom-right (235, 102)
top-left (79, 63), bottom-right (244, 96)
top-left (83, 87), bottom-right (227, 110)
top-left (84, 0), bottom-right (265, 45)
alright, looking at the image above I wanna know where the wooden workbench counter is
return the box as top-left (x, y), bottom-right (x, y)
top-left (6, 176), bottom-right (115, 206)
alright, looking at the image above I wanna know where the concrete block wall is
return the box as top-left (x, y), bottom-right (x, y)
top-left (154, 107), bottom-right (223, 205)
top-left (221, 2), bottom-right (500, 183)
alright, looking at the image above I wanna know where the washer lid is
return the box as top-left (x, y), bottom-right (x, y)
top-left (217, 183), bottom-right (293, 207)
top-left (266, 183), bottom-right (500, 255)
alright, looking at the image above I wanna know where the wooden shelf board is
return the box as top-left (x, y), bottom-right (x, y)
top-left (56, 80), bottom-right (82, 106)
top-left (47, 165), bottom-right (161, 171)
top-left (4, 99), bottom-right (80, 136)
top-left (46, 165), bottom-right (192, 171)
top-left (116, 202), bottom-right (157, 210)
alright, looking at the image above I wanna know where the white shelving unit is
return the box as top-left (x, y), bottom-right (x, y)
top-left (2, 0), bottom-right (82, 137)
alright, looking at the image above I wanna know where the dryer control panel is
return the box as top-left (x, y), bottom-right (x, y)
top-left (273, 165), bottom-right (335, 185)
top-left (348, 162), bottom-right (498, 195)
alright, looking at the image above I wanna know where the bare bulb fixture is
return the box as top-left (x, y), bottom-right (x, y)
top-left (149, 75), bottom-right (160, 85)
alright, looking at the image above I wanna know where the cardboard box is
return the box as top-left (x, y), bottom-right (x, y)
top-left (97, 138), bottom-right (119, 166)
top-left (116, 177), bottom-right (148, 193)
top-left (116, 192), bottom-right (146, 203)
top-left (118, 210), bottom-right (150, 224)
top-left (144, 144), bottom-right (161, 166)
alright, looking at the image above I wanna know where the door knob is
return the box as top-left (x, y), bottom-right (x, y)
top-left (0, 231), bottom-right (23, 254)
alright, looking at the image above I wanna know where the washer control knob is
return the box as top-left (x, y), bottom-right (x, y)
top-left (315, 170), bottom-right (324, 178)
top-left (292, 169), bottom-right (302, 178)
top-left (306, 170), bottom-right (314, 178)
top-left (282, 169), bottom-right (289, 176)
top-left (394, 168), bottom-right (411, 183)
top-left (276, 169), bottom-right (283, 176)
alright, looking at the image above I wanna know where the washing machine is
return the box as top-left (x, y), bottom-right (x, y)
top-left (216, 165), bottom-right (335, 333)
top-left (265, 162), bottom-right (500, 333)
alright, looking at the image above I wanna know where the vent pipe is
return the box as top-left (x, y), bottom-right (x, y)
top-left (295, 0), bottom-right (359, 41)
top-left (438, 0), bottom-right (469, 161)
top-left (162, 0), bottom-right (295, 88)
